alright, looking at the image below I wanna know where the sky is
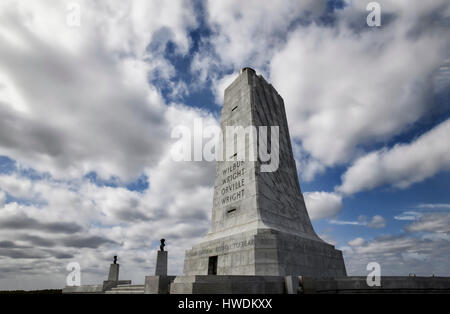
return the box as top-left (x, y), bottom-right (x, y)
top-left (0, 0), bottom-right (449, 290)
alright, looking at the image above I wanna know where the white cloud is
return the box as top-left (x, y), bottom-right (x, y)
top-left (401, 252), bottom-right (429, 262)
top-left (418, 203), bottom-right (450, 209)
top-left (0, 190), bottom-right (5, 207)
top-left (269, 0), bottom-right (449, 178)
top-left (0, 93), bottom-right (219, 290)
top-left (191, 0), bottom-right (450, 184)
top-left (343, 233), bottom-right (450, 276)
top-left (367, 215), bottom-right (386, 229)
top-left (0, 0), bottom-right (220, 290)
top-left (303, 191), bottom-right (342, 220)
top-left (191, 0), bottom-right (326, 80)
top-left (330, 215), bottom-right (386, 228)
top-left (0, 152), bottom-right (215, 289)
top-left (343, 211), bottom-right (450, 276)
top-left (0, 0), bottom-right (449, 289)
top-left (394, 211), bottom-right (423, 221)
top-left (338, 119), bottom-right (450, 195)
top-left (293, 142), bottom-right (326, 182)
top-left (211, 72), bottom-right (238, 106)
top-left (348, 237), bottom-right (365, 247)
top-left (0, 0), bottom-right (197, 180)
top-left (329, 220), bottom-right (361, 226)
top-left (0, 174), bottom-right (43, 203)
top-left (405, 213), bottom-right (450, 233)
top-left (319, 234), bottom-right (337, 246)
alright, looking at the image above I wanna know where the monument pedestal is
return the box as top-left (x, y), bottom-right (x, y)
top-left (108, 263), bottom-right (119, 281)
top-left (170, 275), bottom-right (287, 294)
top-left (101, 263), bottom-right (131, 291)
top-left (155, 251), bottom-right (168, 276)
top-left (183, 229), bottom-right (346, 278)
top-left (144, 275), bottom-right (176, 294)
top-left (144, 250), bottom-right (173, 294)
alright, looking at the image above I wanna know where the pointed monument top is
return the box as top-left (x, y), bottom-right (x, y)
top-left (240, 67), bottom-right (255, 74)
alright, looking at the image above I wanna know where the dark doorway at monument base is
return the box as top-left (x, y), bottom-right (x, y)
top-left (208, 256), bottom-right (218, 275)
top-left (62, 68), bottom-right (450, 295)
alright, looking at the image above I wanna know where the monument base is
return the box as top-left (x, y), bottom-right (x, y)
top-left (300, 276), bottom-right (450, 294)
top-left (103, 280), bottom-right (132, 291)
top-left (183, 229), bottom-right (346, 277)
top-left (170, 275), bottom-right (286, 294)
top-left (155, 251), bottom-right (168, 276)
top-left (170, 275), bottom-right (450, 294)
top-left (144, 275), bottom-right (176, 294)
top-left (62, 280), bottom-right (131, 294)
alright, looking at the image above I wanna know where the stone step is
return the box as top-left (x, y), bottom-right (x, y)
top-left (115, 284), bottom-right (144, 289)
top-left (105, 289), bottom-right (144, 294)
top-left (105, 284), bottom-right (145, 294)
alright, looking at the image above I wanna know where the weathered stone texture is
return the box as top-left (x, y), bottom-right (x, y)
top-left (183, 68), bottom-right (346, 277)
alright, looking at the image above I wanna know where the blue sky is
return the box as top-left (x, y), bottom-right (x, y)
top-left (0, 0), bottom-right (449, 289)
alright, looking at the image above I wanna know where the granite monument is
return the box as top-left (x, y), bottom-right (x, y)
top-left (170, 68), bottom-right (346, 293)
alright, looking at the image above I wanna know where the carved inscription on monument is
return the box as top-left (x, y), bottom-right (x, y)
top-left (218, 161), bottom-right (246, 206)
top-left (185, 239), bottom-right (254, 257)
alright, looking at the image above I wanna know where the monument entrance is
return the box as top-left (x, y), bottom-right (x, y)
top-left (208, 256), bottom-right (218, 275)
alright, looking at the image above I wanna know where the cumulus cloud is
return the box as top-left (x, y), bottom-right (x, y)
top-left (303, 191), bottom-right (342, 220)
top-left (0, 98), bottom-right (219, 286)
top-left (211, 71), bottom-right (238, 106)
top-left (348, 237), bottom-right (365, 247)
top-left (0, 0), bottom-right (449, 289)
top-left (338, 119), bottom-right (450, 195)
top-left (0, 191), bottom-right (5, 207)
top-left (343, 211), bottom-right (450, 276)
top-left (394, 211), bottom-right (423, 221)
top-left (191, 0), bottom-right (450, 183)
top-left (0, 164), bottom-right (215, 289)
top-left (344, 232), bottom-right (450, 276)
top-left (270, 0), bottom-right (449, 177)
top-left (318, 234), bottom-right (337, 246)
top-left (329, 219), bottom-right (361, 226)
top-left (190, 0), bottom-right (450, 185)
top-left (405, 213), bottom-right (450, 233)
top-left (367, 215), bottom-right (386, 229)
top-left (418, 203), bottom-right (450, 209)
top-left (0, 215), bottom-right (82, 234)
top-left (0, 92), bottom-right (219, 290)
top-left (191, 0), bottom-right (326, 81)
top-left (0, 1), bottom-right (220, 289)
top-left (330, 215), bottom-right (386, 228)
top-left (0, 0), bottom-right (197, 180)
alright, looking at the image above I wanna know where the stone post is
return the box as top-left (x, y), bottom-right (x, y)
top-left (155, 251), bottom-right (168, 276)
top-left (108, 263), bottom-right (119, 281)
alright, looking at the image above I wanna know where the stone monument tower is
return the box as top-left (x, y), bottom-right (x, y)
top-left (182, 68), bottom-right (346, 278)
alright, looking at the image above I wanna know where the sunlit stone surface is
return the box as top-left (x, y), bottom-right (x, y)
top-left (182, 68), bottom-right (347, 278)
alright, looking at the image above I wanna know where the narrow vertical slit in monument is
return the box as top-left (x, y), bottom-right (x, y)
top-left (231, 105), bottom-right (238, 112)
top-left (208, 256), bottom-right (218, 275)
top-left (227, 208), bottom-right (236, 214)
